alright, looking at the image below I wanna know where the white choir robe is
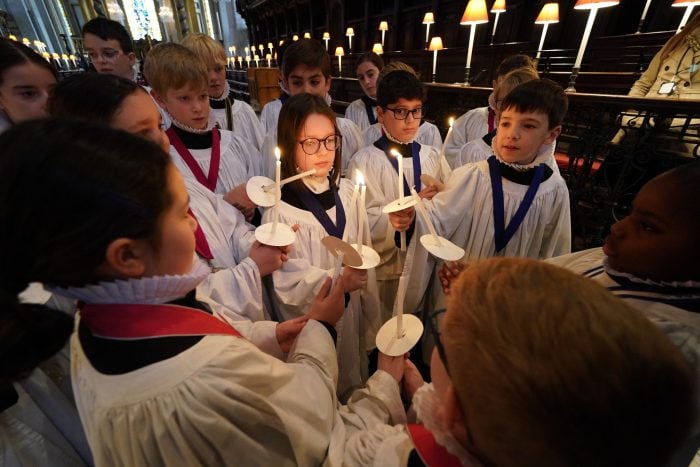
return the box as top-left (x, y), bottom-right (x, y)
top-left (261, 117), bottom-right (363, 178)
top-left (457, 136), bottom-right (560, 173)
top-left (71, 309), bottom-right (406, 467)
top-left (264, 178), bottom-right (381, 398)
top-left (186, 179), bottom-right (265, 321)
top-left (209, 98), bottom-right (265, 150)
top-left (169, 129), bottom-right (263, 195)
top-left (403, 158), bottom-right (571, 316)
top-left (259, 98), bottom-right (283, 136)
top-left (345, 98), bottom-right (377, 132)
top-left (347, 143), bottom-right (442, 322)
top-left (443, 106), bottom-right (491, 168)
top-left (361, 122), bottom-right (443, 149)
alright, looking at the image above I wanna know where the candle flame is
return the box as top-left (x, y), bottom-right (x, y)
top-left (356, 170), bottom-right (365, 186)
top-left (274, 147), bottom-right (281, 161)
top-left (390, 149), bottom-right (401, 158)
top-left (448, 116), bottom-right (455, 127)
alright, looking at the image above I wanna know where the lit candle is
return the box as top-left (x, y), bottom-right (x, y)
top-left (358, 177), bottom-right (366, 256)
top-left (266, 53), bottom-right (272, 67)
top-left (410, 187), bottom-right (442, 246)
top-left (390, 149), bottom-right (404, 200)
top-left (332, 251), bottom-right (345, 289)
top-left (396, 274), bottom-right (406, 338)
top-left (272, 147), bottom-right (281, 234)
top-left (441, 117), bottom-right (455, 158)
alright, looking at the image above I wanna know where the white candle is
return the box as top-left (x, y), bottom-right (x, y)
top-left (358, 182), bottom-right (366, 256)
top-left (332, 251), bottom-right (345, 288)
top-left (396, 274), bottom-right (406, 338)
top-left (410, 187), bottom-right (441, 246)
top-left (390, 149), bottom-right (404, 200)
top-left (265, 168), bottom-right (317, 192)
top-left (342, 172), bottom-right (361, 243)
top-left (272, 147), bottom-right (281, 234)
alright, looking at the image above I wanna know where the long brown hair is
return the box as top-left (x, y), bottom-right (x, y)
top-left (658, 10), bottom-right (700, 63)
top-left (277, 93), bottom-right (341, 189)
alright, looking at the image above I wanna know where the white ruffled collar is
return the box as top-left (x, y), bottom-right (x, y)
top-left (50, 261), bottom-right (210, 305)
top-left (491, 139), bottom-right (554, 171)
top-left (210, 81), bottom-right (231, 101)
top-left (302, 175), bottom-right (330, 194)
top-left (413, 383), bottom-right (485, 467)
top-left (603, 257), bottom-right (700, 290)
top-left (382, 124), bottom-right (415, 145)
top-left (169, 115), bottom-right (217, 134)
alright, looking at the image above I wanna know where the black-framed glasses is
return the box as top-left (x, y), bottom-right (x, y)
top-left (384, 106), bottom-right (424, 120)
top-left (426, 308), bottom-right (449, 375)
top-left (298, 134), bottom-right (341, 155)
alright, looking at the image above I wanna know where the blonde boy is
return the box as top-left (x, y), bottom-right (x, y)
top-left (144, 43), bottom-right (261, 218)
top-left (181, 34), bottom-right (264, 150)
top-left (344, 257), bottom-right (695, 467)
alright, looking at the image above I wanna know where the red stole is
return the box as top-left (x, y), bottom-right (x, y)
top-left (407, 424), bottom-right (464, 467)
top-left (166, 127), bottom-right (221, 192)
top-left (80, 303), bottom-right (241, 339)
top-left (188, 208), bottom-right (214, 260)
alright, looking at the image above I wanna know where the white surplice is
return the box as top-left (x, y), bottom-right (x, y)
top-left (185, 179), bottom-right (264, 321)
top-left (345, 98), bottom-right (377, 132)
top-left (169, 129), bottom-right (263, 195)
top-left (457, 135), bottom-right (560, 173)
top-left (443, 106), bottom-right (491, 167)
top-left (403, 152), bottom-right (571, 315)
top-left (68, 265), bottom-right (403, 467)
top-left (361, 122), bottom-right (443, 149)
top-left (259, 98), bottom-right (283, 136)
top-left (264, 177), bottom-right (382, 398)
top-left (209, 98), bottom-right (265, 150)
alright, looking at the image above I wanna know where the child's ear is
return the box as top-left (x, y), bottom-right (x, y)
top-left (100, 238), bottom-right (150, 279)
top-left (323, 75), bottom-right (332, 94)
top-left (376, 106), bottom-right (385, 124)
top-left (127, 52), bottom-right (137, 67)
top-left (150, 89), bottom-right (167, 109)
top-left (544, 124), bottom-right (561, 145)
top-left (441, 384), bottom-right (472, 449)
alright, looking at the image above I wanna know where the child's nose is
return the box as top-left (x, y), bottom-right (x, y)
top-left (609, 218), bottom-right (627, 238)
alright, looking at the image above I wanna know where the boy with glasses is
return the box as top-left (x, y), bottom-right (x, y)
top-left (344, 257), bottom-right (695, 467)
top-left (348, 68), bottom-right (444, 323)
top-left (82, 18), bottom-right (136, 81)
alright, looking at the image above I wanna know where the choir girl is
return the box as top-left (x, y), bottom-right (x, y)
top-left (48, 72), bottom-right (283, 322)
top-left (144, 43), bottom-right (261, 220)
top-left (348, 68), bottom-right (443, 321)
top-left (181, 33), bottom-right (265, 150)
top-left (443, 54), bottom-right (537, 166)
top-left (264, 93), bottom-right (381, 398)
top-left (344, 51), bottom-right (383, 131)
top-left (259, 39), bottom-right (363, 177)
top-left (360, 62), bottom-right (443, 149)
top-left (0, 38), bottom-right (57, 133)
top-left (344, 258), bottom-right (695, 467)
top-left (0, 120), bottom-right (405, 466)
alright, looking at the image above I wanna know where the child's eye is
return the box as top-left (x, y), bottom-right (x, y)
top-left (19, 91), bottom-right (39, 99)
top-left (640, 221), bottom-right (657, 232)
top-left (311, 80), bottom-right (320, 86)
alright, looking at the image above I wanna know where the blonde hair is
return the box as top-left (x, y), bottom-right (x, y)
top-left (495, 67), bottom-right (540, 99)
top-left (181, 33), bottom-right (227, 69)
top-left (143, 43), bottom-right (207, 95)
top-left (444, 257), bottom-right (695, 467)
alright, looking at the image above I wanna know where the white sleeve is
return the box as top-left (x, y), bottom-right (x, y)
top-left (419, 122), bottom-right (443, 148)
top-left (338, 117), bottom-right (364, 176)
top-left (233, 100), bottom-right (265, 150)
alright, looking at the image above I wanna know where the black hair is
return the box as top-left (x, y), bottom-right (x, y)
top-left (0, 119), bottom-right (171, 385)
top-left (282, 38), bottom-right (331, 79)
top-left (495, 54), bottom-right (536, 79)
top-left (82, 17), bottom-right (134, 54)
top-left (376, 69), bottom-right (425, 108)
top-left (355, 51), bottom-right (384, 73)
top-left (500, 78), bottom-right (568, 129)
top-left (0, 38), bottom-right (58, 86)
top-left (48, 72), bottom-right (145, 124)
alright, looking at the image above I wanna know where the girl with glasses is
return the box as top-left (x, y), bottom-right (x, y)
top-left (267, 93), bottom-right (381, 399)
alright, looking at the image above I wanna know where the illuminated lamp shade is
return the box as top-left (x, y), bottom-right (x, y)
top-left (335, 46), bottom-right (344, 77)
top-left (460, 0), bottom-right (489, 85)
top-left (489, 0), bottom-right (507, 45)
top-left (567, 0), bottom-right (619, 92)
top-left (303, 32), bottom-right (311, 38)
top-left (322, 32), bottom-right (330, 39)
top-left (535, 3), bottom-right (559, 60)
top-left (346, 27), bottom-right (354, 51)
top-left (378, 21), bottom-right (388, 31)
top-left (422, 12), bottom-right (435, 48)
top-left (428, 36), bottom-right (444, 83)
top-left (672, 0), bottom-right (700, 33)
top-left (372, 43), bottom-right (384, 54)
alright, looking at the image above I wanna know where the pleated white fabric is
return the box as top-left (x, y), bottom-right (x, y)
top-left (210, 99), bottom-right (265, 150)
top-left (443, 106), bottom-right (490, 168)
top-left (259, 98), bottom-right (283, 136)
top-left (361, 122), bottom-right (443, 149)
top-left (344, 98), bottom-right (376, 132)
